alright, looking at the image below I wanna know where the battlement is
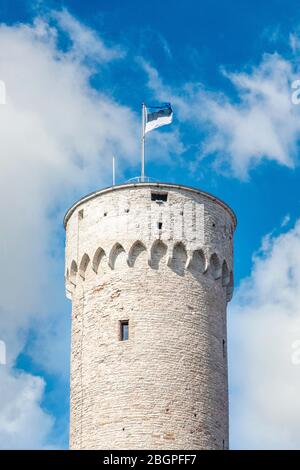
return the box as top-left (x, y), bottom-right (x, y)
top-left (64, 182), bottom-right (237, 229)
top-left (65, 239), bottom-right (234, 302)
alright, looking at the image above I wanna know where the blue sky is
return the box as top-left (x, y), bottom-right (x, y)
top-left (1, 0), bottom-right (300, 449)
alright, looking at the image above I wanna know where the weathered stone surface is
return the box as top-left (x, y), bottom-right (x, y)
top-left (64, 183), bottom-right (236, 450)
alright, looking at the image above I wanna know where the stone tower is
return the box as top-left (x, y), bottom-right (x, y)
top-left (64, 182), bottom-right (236, 450)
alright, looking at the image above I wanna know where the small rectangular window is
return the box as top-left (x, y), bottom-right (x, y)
top-left (120, 320), bottom-right (129, 341)
top-left (151, 192), bottom-right (168, 202)
top-left (158, 222), bottom-right (163, 230)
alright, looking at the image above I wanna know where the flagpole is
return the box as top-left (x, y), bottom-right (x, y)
top-left (112, 156), bottom-right (115, 186)
top-left (141, 102), bottom-right (145, 182)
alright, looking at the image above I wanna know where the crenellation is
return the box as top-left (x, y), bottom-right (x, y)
top-left (68, 240), bottom-right (232, 296)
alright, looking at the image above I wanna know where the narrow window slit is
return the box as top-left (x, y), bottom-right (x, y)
top-left (120, 320), bottom-right (129, 341)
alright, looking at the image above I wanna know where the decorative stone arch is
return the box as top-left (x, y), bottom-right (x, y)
top-left (170, 241), bottom-right (187, 276)
top-left (226, 271), bottom-right (234, 301)
top-left (127, 241), bottom-right (147, 267)
top-left (210, 253), bottom-right (221, 280)
top-left (109, 242), bottom-right (126, 269)
top-left (92, 247), bottom-right (106, 274)
top-left (188, 248), bottom-right (207, 274)
top-left (222, 260), bottom-right (230, 286)
top-left (79, 253), bottom-right (90, 280)
top-left (65, 268), bottom-right (75, 299)
top-left (70, 260), bottom-right (78, 285)
top-left (150, 240), bottom-right (168, 270)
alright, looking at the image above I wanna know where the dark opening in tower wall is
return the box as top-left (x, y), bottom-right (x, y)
top-left (120, 320), bottom-right (129, 341)
top-left (151, 192), bottom-right (168, 202)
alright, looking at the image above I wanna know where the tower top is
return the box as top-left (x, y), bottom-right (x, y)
top-left (63, 181), bottom-right (237, 229)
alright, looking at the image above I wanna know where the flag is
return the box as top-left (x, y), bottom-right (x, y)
top-left (144, 103), bottom-right (173, 134)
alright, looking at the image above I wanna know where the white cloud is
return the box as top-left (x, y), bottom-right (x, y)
top-left (281, 214), bottom-right (291, 228)
top-left (0, 368), bottom-right (54, 449)
top-left (229, 219), bottom-right (300, 449)
top-left (142, 48), bottom-right (300, 178)
top-left (53, 9), bottom-right (124, 63)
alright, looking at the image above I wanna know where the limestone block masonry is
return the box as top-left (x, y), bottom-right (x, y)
top-left (64, 182), bottom-right (236, 450)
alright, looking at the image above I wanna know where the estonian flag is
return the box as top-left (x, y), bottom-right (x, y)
top-left (145, 103), bottom-right (173, 134)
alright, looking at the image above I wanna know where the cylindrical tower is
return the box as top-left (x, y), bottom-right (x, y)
top-left (64, 182), bottom-right (236, 450)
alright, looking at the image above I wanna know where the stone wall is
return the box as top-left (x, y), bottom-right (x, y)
top-left (64, 183), bottom-right (236, 450)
